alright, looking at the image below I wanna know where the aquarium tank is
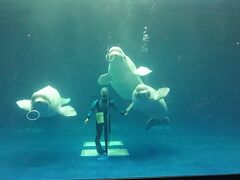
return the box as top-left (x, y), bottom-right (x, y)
top-left (0, 0), bottom-right (240, 179)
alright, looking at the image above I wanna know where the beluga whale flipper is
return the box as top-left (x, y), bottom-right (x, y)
top-left (16, 85), bottom-right (77, 120)
top-left (98, 46), bottom-right (152, 100)
top-left (125, 84), bottom-right (171, 130)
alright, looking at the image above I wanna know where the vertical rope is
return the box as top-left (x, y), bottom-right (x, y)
top-left (106, 0), bottom-right (111, 156)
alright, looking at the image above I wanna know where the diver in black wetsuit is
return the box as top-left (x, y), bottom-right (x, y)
top-left (84, 87), bottom-right (126, 156)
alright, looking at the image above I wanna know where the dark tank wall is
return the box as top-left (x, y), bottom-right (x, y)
top-left (144, 0), bottom-right (240, 126)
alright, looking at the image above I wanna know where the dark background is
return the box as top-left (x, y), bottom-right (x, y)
top-left (0, 0), bottom-right (240, 179)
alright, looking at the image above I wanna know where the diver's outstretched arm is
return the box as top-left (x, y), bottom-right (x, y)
top-left (125, 102), bottom-right (134, 115)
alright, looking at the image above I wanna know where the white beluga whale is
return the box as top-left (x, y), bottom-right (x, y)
top-left (16, 85), bottom-right (77, 120)
top-left (125, 84), bottom-right (171, 130)
top-left (98, 46), bottom-right (152, 100)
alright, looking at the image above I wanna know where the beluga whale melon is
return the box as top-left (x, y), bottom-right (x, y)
top-left (98, 46), bottom-right (152, 100)
top-left (16, 85), bottom-right (77, 120)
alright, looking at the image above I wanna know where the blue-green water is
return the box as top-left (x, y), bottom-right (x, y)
top-left (0, 0), bottom-right (240, 179)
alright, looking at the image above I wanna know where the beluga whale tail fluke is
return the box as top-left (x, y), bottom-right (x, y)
top-left (16, 85), bottom-right (77, 120)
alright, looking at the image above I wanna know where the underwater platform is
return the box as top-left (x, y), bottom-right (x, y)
top-left (81, 140), bottom-right (129, 156)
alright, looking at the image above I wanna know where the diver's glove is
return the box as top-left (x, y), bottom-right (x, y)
top-left (121, 111), bottom-right (128, 116)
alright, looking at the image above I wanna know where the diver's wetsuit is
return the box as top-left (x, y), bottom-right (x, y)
top-left (87, 98), bottom-right (123, 155)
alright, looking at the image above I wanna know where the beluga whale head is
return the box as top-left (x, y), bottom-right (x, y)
top-left (133, 83), bottom-right (152, 101)
top-left (106, 46), bottom-right (126, 62)
top-left (31, 96), bottom-right (51, 115)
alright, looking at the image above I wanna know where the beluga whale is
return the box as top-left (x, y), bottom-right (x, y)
top-left (98, 46), bottom-right (152, 100)
top-left (125, 84), bottom-right (171, 130)
top-left (16, 85), bottom-right (77, 120)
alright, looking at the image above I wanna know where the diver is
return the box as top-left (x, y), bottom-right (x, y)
top-left (84, 87), bottom-right (126, 159)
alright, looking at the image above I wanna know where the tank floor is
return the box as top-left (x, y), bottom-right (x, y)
top-left (0, 116), bottom-right (240, 179)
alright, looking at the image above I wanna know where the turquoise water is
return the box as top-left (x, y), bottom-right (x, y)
top-left (0, 0), bottom-right (240, 179)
